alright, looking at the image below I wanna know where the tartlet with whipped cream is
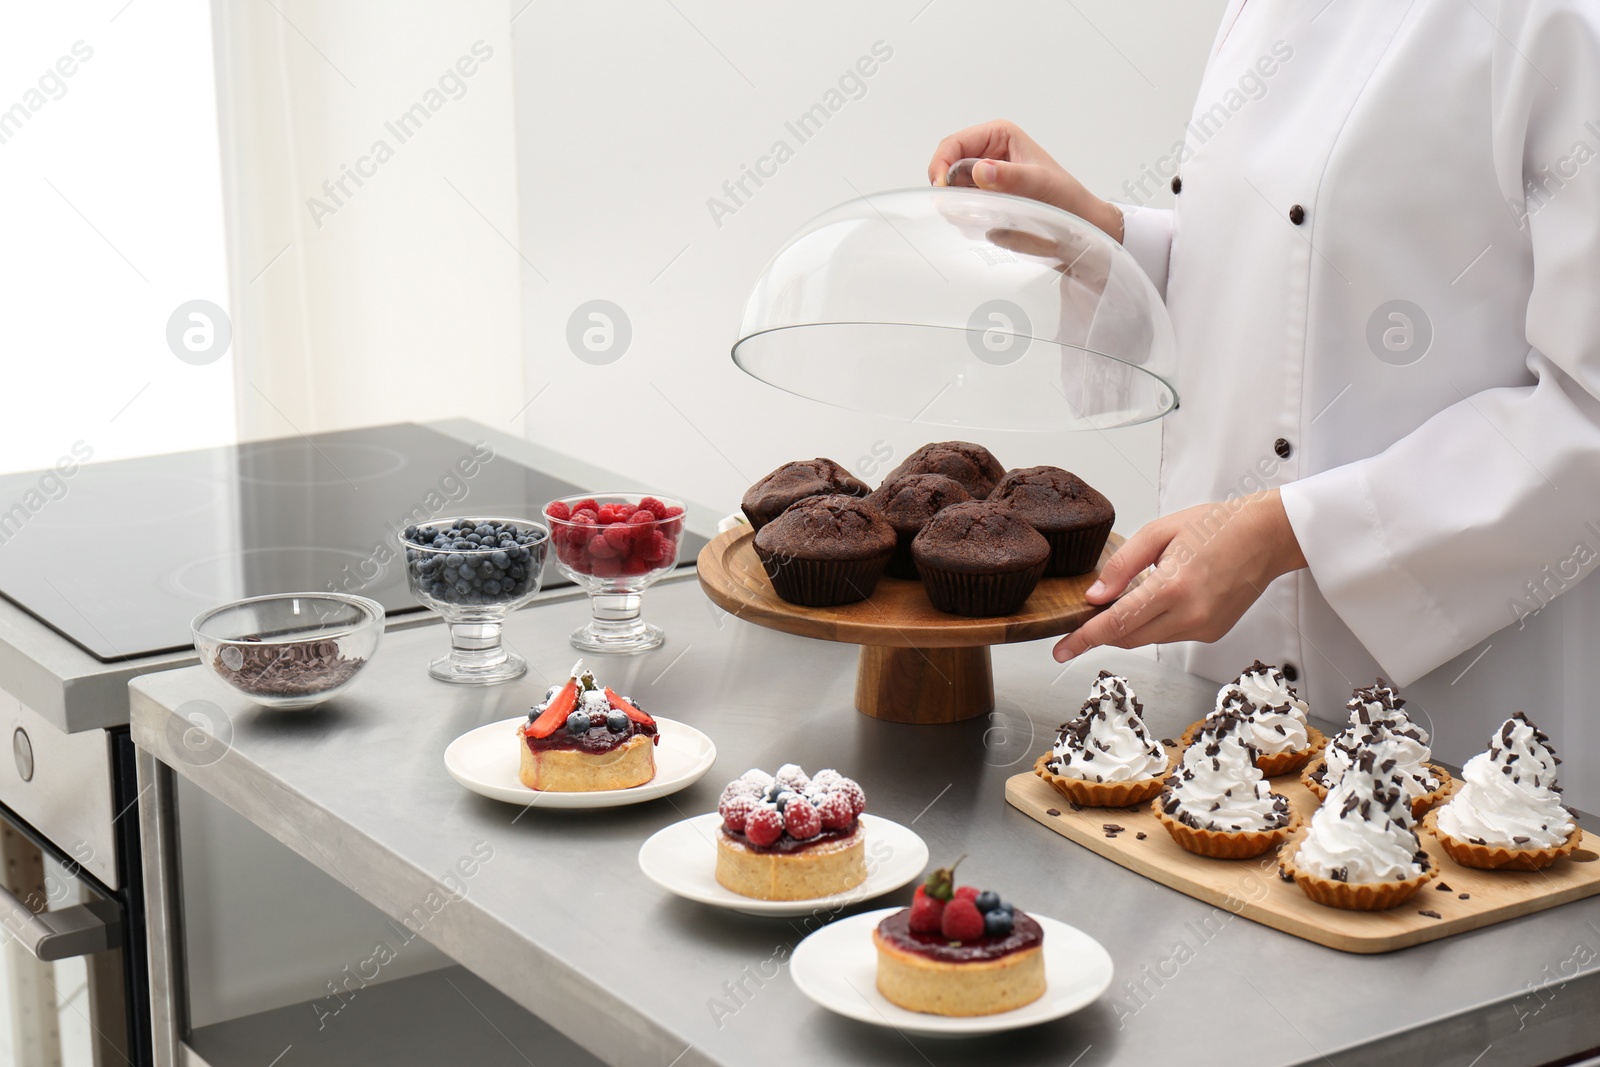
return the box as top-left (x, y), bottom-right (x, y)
top-left (1423, 712), bottom-right (1581, 871)
top-left (1154, 708), bottom-right (1298, 859)
top-left (1302, 679), bottom-right (1452, 816)
top-left (1180, 662), bottom-right (1324, 777)
top-left (1278, 749), bottom-right (1437, 910)
top-left (1035, 671), bottom-right (1170, 807)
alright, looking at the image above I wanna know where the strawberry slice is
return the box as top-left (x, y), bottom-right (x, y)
top-left (527, 679), bottom-right (579, 739)
top-left (604, 687), bottom-right (655, 728)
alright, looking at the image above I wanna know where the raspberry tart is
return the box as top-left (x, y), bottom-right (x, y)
top-left (516, 661), bottom-right (658, 791)
top-left (873, 860), bottom-right (1046, 1017)
top-left (715, 765), bottom-right (867, 901)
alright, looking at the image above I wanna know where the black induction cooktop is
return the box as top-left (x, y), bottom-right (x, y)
top-left (0, 423), bottom-right (703, 663)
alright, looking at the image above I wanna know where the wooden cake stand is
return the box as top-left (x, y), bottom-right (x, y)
top-left (696, 526), bottom-right (1118, 724)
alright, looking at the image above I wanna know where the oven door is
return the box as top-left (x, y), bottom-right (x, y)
top-left (0, 811), bottom-right (127, 1067)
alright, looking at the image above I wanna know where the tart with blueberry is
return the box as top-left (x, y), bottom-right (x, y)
top-left (517, 661), bottom-right (658, 791)
top-left (715, 765), bottom-right (867, 901)
top-left (873, 860), bottom-right (1046, 1017)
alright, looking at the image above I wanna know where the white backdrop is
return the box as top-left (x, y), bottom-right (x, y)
top-left (512, 1), bottom-right (1228, 532)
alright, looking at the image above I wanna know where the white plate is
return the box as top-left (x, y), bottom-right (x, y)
top-left (637, 812), bottom-right (928, 917)
top-left (444, 716), bottom-right (716, 810)
top-left (790, 908), bottom-right (1113, 1038)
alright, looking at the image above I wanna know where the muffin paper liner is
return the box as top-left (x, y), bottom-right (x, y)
top-left (1179, 720), bottom-right (1326, 778)
top-left (1033, 752), bottom-right (1168, 808)
top-left (1042, 518), bottom-right (1114, 577)
top-left (753, 545), bottom-right (890, 607)
top-left (918, 558), bottom-right (1047, 617)
top-left (1421, 808), bottom-right (1582, 871)
top-left (1302, 760), bottom-right (1454, 819)
top-left (1152, 798), bottom-right (1302, 859)
top-left (1276, 828), bottom-right (1437, 910)
top-left (884, 530), bottom-right (920, 580)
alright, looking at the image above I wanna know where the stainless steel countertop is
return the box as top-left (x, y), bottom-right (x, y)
top-left (0, 418), bottom-right (720, 733)
top-left (128, 579), bottom-right (1600, 1067)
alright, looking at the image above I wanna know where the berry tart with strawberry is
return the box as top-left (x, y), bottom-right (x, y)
top-left (873, 859), bottom-right (1046, 1017)
top-left (516, 661), bottom-right (658, 791)
top-left (715, 765), bottom-right (868, 901)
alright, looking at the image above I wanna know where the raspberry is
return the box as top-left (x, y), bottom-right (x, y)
top-left (620, 554), bottom-right (654, 576)
top-left (544, 501), bottom-right (572, 522)
top-left (572, 499), bottom-right (599, 516)
top-left (940, 898), bottom-right (985, 942)
top-left (719, 793), bottom-right (757, 833)
top-left (775, 763), bottom-right (810, 791)
top-left (627, 509), bottom-right (658, 525)
top-left (722, 777), bottom-right (763, 802)
top-left (739, 769), bottom-right (774, 792)
top-left (572, 509), bottom-right (599, 525)
top-left (639, 496), bottom-right (667, 518)
top-left (953, 886), bottom-right (980, 902)
top-left (784, 796), bottom-right (821, 839)
top-left (829, 778), bottom-right (866, 818)
top-left (596, 504), bottom-right (621, 524)
top-left (639, 531), bottom-right (671, 563)
top-left (745, 807), bottom-right (783, 847)
top-left (662, 505), bottom-right (684, 519)
top-left (614, 503), bottom-right (637, 519)
top-left (810, 769), bottom-right (842, 790)
top-left (815, 791), bottom-right (853, 830)
top-left (587, 533), bottom-right (617, 559)
top-left (603, 525), bottom-right (634, 553)
top-left (589, 555), bottom-right (622, 578)
top-left (909, 886), bottom-right (945, 934)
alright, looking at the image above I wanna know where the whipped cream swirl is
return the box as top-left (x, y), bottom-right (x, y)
top-left (1159, 709), bottom-right (1289, 832)
top-left (1347, 678), bottom-right (1425, 738)
top-left (1224, 660), bottom-right (1310, 722)
top-left (1435, 712), bottom-right (1574, 849)
top-left (1321, 718), bottom-right (1438, 802)
top-left (1294, 749), bottom-right (1427, 884)
top-left (1049, 671), bottom-right (1167, 783)
top-left (1216, 685), bottom-right (1308, 757)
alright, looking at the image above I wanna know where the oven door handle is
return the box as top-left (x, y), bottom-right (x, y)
top-left (0, 887), bottom-right (121, 962)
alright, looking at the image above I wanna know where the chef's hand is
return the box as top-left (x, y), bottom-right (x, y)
top-left (1052, 490), bottom-right (1307, 662)
top-left (928, 120), bottom-right (1123, 242)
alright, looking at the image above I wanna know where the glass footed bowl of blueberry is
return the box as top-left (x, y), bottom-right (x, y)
top-left (191, 592), bottom-right (383, 710)
top-left (400, 517), bottom-right (550, 684)
top-left (543, 494), bottom-right (685, 654)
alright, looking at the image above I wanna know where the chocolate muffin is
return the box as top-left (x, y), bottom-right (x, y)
top-left (911, 501), bottom-right (1050, 617)
top-left (883, 441), bottom-right (1005, 499)
top-left (989, 466), bottom-right (1115, 576)
top-left (753, 495), bottom-right (895, 607)
top-left (867, 474), bottom-right (971, 579)
top-left (741, 459), bottom-right (870, 531)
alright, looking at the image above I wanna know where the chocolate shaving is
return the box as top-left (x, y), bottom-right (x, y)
top-left (1418, 909), bottom-right (1442, 920)
top-left (1045, 808), bottom-right (1061, 817)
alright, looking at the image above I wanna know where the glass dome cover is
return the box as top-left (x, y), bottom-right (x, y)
top-left (733, 187), bottom-right (1177, 431)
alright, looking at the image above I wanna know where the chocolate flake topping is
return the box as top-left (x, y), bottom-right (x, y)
top-left (1046, 808), bottom-right (1061, 817)
top-left (1418, 909), bottom-right (1442, 920)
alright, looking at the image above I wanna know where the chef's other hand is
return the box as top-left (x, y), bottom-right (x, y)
top-left (928, 119), bottom-right (1123, 242)
top-left (1052, 490), bottom-right (1307, 662)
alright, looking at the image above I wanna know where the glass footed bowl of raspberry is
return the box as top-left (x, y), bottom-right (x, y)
top-left (399, 517), bottom-right (550, 684)
top-left (544, 493), bottom-right (685, 654)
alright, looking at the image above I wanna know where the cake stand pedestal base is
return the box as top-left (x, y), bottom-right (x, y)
top-left (855, 645), bottom-right (993, 724)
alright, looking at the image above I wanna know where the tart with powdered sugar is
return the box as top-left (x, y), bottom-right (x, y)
top-left (1154, 707), bottom-right (1299, 859)
top-left (1423, 712), bottom-right (1580, 871)
top-left (1179, 662), bottom-right (1324, 777)
top-left (1034, 671), bottom-right (1170, 807)
top-left (517, 662), bottom-right (657, 791)
top-left (714, 765), bottom-right (867, 900)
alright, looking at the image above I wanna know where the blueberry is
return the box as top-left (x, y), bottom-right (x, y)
top-left (483, 579), bottom-right (502, 596)
top-left (606, 711), bottom-right (629, 732)
top-left (983, 910), bottom-right (1013, 938)
top-left (476, 524), bottom-right (495, 537)
top-left (453, 539), bottom-right (472, 550)
top-left (403, 525), bottom-right (419, 540)
top-left (477, 562), bottom-right (494, 579)
top-left (510, 565), bottom-right (526, 579)
top-left (454, 580), bottom-right (471, 595)
top-left (429, 581), bottom-right (447, 598)
top-left (566, 711), bottom-right (587, 734)
top-left (491, 550), bottom-right (509, 568)
top-left (457, 564), bottom-right (474, 580)
top-left (445, 553), bottom-right (464, 567)
top-left (974, 891), bottom-right (1001, 914)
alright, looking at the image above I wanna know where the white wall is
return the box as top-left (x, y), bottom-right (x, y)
top-left (513, 1), bottom-right (1228, 530)
top-left (0, 0), bottom-right (235, 475)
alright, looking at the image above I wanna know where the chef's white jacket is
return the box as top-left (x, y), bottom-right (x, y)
top-left (1116, 0), bottom-right (1600, 809)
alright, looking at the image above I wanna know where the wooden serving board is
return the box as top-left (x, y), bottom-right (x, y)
top-left (1006, 765), bottom-right (1600, 954)
top-left (696, 525), bottom-right (1120, 649)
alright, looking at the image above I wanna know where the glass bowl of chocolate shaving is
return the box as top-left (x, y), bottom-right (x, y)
top-left (192, 592), bottom-right (383, 709)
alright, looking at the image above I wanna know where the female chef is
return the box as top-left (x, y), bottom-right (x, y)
top-left (930, 1), bottom-right (1600, 786)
